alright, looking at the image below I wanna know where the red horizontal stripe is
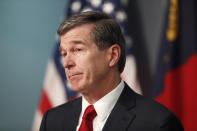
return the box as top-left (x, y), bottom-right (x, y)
top-left (156, 53), bottom-right (197, 131)
top-left (39, 89), bottom-right (53, 115)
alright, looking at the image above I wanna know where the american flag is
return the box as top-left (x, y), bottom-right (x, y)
top-left (32, 0), bottom-right (141, 130)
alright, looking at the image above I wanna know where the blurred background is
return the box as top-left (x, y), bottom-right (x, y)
top-left (0, 0), bottom-right (168, 130)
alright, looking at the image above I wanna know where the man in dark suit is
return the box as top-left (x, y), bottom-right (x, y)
top-left (40, 11), bottom-right (184, 131)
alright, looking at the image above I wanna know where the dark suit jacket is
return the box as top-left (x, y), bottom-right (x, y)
top-left (40, 83), bottom-right (184, 131)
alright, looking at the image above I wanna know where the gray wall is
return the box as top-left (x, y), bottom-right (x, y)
top-left (0, 0), bottom-right (166, 130)
top-left (0, 0), bottom-right (66, 130)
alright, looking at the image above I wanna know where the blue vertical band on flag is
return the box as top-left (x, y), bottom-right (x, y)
top-left (153, 0), bottom-right (197, 97)
top-left (152, 0), bottom-right (197, 130)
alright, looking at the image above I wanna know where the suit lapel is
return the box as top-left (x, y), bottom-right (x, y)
top-left (62, 97), bottom-right (82, 131)
top-left (102, 83), bottom-right (136, 131)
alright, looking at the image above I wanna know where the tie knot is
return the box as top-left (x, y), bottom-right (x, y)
top-left (83, 105), bottom-right (97, 121)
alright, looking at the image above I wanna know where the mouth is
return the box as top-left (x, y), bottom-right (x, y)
top-left (68, 73), bottom-right (83, 80)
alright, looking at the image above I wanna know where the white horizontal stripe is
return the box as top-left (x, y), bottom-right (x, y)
top-left (43, 60), bottom-right (67, 107)
top-left (31, 110), bottom-right (42, 131)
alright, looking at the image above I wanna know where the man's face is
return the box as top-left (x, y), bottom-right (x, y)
top-left (59, 24), bottom-right (110, 94)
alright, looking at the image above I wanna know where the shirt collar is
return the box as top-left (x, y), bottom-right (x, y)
top-left (81, 80), bottom-right (124, 121)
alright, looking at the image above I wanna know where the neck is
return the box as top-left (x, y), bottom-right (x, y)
top-left (82, 71), bottom-right (121, 104)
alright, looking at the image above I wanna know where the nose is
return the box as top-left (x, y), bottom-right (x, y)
top-left (62, 53), bottom-right (75, 69)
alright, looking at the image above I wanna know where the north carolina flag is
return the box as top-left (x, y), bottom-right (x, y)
top-left (153, 0), bottom-right (197, 130)
top-left (32, 0), bottom-right (141, 131)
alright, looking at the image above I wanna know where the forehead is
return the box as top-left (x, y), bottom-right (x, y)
top-left (60, 24), bottom-right (94, 48)
top-left (61, 24), bottom-right (94, 42)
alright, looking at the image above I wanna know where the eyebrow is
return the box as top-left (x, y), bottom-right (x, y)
top-left (70, 40), bottom-right (86, 45)
top-left (59, 40), bottom-right (86, 52)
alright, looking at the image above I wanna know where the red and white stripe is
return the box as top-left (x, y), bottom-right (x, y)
top-left (31, 60), bottom-right (67, 131)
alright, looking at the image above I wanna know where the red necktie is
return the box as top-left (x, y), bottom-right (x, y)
top-left (78, 105), bottom-right (97, 131)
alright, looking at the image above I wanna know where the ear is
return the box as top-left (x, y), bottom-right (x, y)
top-left (107, 44), bottom-right (121, 67)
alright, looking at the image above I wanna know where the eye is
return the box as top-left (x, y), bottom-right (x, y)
top-left (61, 51), bottom-right (67, 57)
top-left (74, 48), bottom-right (82, 52)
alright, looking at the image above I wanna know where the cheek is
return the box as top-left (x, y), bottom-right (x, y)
top-left (90, 56), bottom-right (109, 77)
top-left (77, 51), bottom-right (109, 79)
top-left (79, 56), bottom-right (98, 76)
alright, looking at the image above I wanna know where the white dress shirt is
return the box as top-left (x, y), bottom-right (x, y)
top-left (76, 80), bottom-right (124, 131)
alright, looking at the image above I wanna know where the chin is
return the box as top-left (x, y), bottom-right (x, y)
top-left (71, 84), bottom-right (85, 92)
